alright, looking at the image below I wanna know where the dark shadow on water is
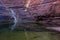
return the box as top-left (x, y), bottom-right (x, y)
top-left (0, 23), bottom-right (60, 33)
top-left (0, 23), bottom-right (14, 32)
top-left (14, 27), bottom-right (60, 33)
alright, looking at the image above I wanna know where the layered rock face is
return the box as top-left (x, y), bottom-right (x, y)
top-left (13, 0), bottom-right (60, 22)
top-left (0, 0), bottom-right (60, 22)
top-left (0, 0), bottom-right (60, 31)
top-left (0, 6), bottom-right (14, 24)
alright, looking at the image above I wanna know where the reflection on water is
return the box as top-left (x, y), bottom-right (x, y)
top-left (0, 23), bottom-right (13, 32)
top-left (0, 23), bottom-right (60, 40)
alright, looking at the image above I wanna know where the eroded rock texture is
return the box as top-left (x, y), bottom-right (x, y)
top-left (0, 6), bottom-right (14, 24)
top-left (0, 0), bottom-right (60, 22)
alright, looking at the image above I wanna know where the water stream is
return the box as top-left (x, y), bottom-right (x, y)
top-left (10, 9), bottom-right (17, 31)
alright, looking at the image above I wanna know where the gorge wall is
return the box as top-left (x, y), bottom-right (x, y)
top-left (0, 0), bottom-right (60, 22)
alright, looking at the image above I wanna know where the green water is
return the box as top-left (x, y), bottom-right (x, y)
top-left (0, 24), bottom-right (60, 40)
top-left (0, 29), bottom-right (60, 40)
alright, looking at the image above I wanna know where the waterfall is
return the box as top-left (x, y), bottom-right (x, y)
top-left (10, 9), bottom-right (17, 31)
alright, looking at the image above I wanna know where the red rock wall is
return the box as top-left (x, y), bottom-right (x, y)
top-left (0, 0), bottom-right (60, 21)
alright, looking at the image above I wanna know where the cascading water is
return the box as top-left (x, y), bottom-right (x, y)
top-left (10, 9), bottom-right (17, 31)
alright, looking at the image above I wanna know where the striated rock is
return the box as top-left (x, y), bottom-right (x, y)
top-left (0, 6), bottom-right (14, 25)
top-left (0, 0), bottom-right (60, 28)
top-left (0, 15), bottom-right (14, 24)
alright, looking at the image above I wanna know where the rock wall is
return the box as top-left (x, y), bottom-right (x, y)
top-left (0, 0), bottom-right (60, 22)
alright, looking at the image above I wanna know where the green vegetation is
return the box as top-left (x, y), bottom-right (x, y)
top-left (27, 32), bottom-right (60, 40)
top-left (0, 30), bottom-right (60, 40)
top-left (0, 31), bottom-right (25, 40)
